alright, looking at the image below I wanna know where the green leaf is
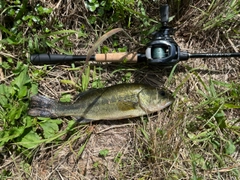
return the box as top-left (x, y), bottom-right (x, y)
top-left (7, 100), bottom-right (27, 123)
top-left (88, 16), bottom-right (97, 24)
top-left (60, 79), bottom-right (80, 89)
top-left (78, 137), bottom-right (89, 157)
top-left (215, 110), bottom-right (226, 128)
top-left (114, 153), bottom-right (122, 163)
top-left (66, 120), bottom-right (76, 131)
top-left (225, 141), bottom-right (236, 155)
top-left (0, 84), bottom-right (11, 107)
top-left (101, 45), bottom-right (109, 53)
top-left (18, 130), bottom-right (42, 148)
top-left (8, 106), bottom-right (18, 123)
top-left (86, 1), bottom-right (99, 12)
top-left (0, 24), bottom-right (14, 36)
top-left (60, 94), bottom-right (72, 102)
top-left (23, 116), bottom-right (35, 128)
top-left (39, 120), bottom-right (62, 139)
top-left (12, 65), bottom-right (31, 89)
top-left (29, 82), bottom-right (39, 95)
top-left (1, 61), bottom-right (11, 69)
top-left (140, 128), bottom-right (149, 140)
top-left (13, 61), bottom-right (25, 74)
top-left (37, 6), bottom-right (52, 15)
top-left (89, 5), bottom-right (98, 12)
top-left (15, 0), bottom-right (28, 21)
top-left (0, 127), bottom-right (25, 146)
top-left (0, 84), bottom-right (9, 96)
top-left (0, 95), bottom-right (8, 107)
top-left (191, 153), bottom-right (207, 170)
top-left (224, 103), bottom-right (240, 109)
top-left (99, 149), bottom-right (109, 157)
top-left (18, 85), bottom-right (28, 98)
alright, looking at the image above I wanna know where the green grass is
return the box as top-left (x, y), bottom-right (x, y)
top-left (0, 0), bottom-right (240, 179)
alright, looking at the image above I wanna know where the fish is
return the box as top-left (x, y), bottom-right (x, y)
top-left (28, 83), bottom-right (174, 123)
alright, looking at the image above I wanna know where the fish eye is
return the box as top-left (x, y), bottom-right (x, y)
top-left (160, 91), bottom-right (165, 96)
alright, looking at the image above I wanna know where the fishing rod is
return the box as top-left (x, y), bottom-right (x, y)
top-left (30, 4), bottom-right (240, 66)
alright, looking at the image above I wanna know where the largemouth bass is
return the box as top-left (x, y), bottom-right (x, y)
top-left (28, 83), bottom-right (173, 123)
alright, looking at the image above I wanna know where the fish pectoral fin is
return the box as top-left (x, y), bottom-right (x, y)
top-left (117, 101), bottom-right (138, 111)
top-left (74, 116), bottom-right (94, 124)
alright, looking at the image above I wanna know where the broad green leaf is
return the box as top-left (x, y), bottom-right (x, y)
top-left (39, 119), bottom-right (62, 139)
top-left (29, 82), bottom-right (39, 95)
top-left (0, 127), bottom-right (25, 146)
top-left (60, 94), bottom-right (72, 102)
top-left (37, 6), bottom-right (52, 15)
top-left (215, 110), bottom-right (227, 128)
top-left (12, 65), bottom-right (31, 89)
top-left (88, 4), bottom-right (98, 12)
top-left (225, 141), bottom-right (236, 155)
top-left (0, 84), bottom-right (10, 97)
top-left (23, 116), bottom-right (35, 128)
top-left (18, 85), bottom-right (28, 98)
top-left (18, 130), bottom-right (42, 148)
top-left (66, 120), bottom-right (76, 131)
top-left (88, 0), bottom-right (96, 3)
top-left (0, 95), bottom-right (8, 107)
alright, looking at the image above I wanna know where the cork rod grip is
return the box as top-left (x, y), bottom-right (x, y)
top-left (95, 52), bottom-right (138, 63)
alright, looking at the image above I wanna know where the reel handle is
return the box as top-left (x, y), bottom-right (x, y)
top-left (160, 4), bottom-right (169, 25)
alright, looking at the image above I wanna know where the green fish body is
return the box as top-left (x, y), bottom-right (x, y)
top-left (28, 83), bottom-right (173, 123)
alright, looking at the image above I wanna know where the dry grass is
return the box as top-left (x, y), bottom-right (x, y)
top-left (0, 0), bottom-right (240, 179)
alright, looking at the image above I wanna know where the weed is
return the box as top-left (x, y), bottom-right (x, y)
top-left (99, 149), bottom-right (109, 158)
top-left (0, 63), bottom-right (68, 152)
top-left (197, 1), bottom-right (239, 31)
top-left (192, 0), bottom-right (240, 43)
top-left (168, 0), bottom-right (193, 20)
top-left (84, 0), bottom-right (134, 25)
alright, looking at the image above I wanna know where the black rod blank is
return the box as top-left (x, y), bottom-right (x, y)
top-left (189, 53), bottom-right (240, 58)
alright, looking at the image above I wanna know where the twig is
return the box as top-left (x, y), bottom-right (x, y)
top-left (227, 37), bottom-right (239, 53)
top-left (96, 123), bottom-right (136, 134)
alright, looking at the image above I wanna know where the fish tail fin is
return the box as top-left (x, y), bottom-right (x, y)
top-left (28, 95), bottom-right (58, 118)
